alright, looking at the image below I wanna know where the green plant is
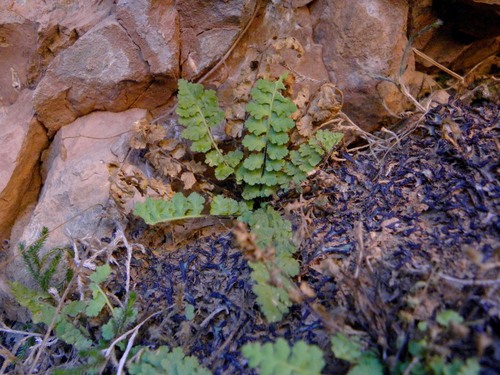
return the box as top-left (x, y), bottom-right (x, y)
top-left (242, 205), bottom-right (299, 322)
top-left (330, 333), bottom-right (384, 375)
top-left (18, 226), bottom-right (70, 292)
top-left (394, 310), bottom-right (480, 375)
top-left (176, 73), bottom-right (343, 200)
top-left (134, 74), bottom-right (343, 323)
top-left (128, 346), bottom-right (211, 375)
top-left (242, 338), bottom-right (325, 375)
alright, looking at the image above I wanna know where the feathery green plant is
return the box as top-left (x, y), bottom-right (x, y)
top-left (176, 73), bottom-right (343, 200)
top-left (128, 346), bottom-right (211, 375)
top-left (242, 338), bottom-right (325, 375)
top-left (177, 78), bottom-right (243, 180)
top-left (19, 226), bottom-right (69, 292)
top-left (135, 74), bottom-right (343, 323)
top-left (242, 205), bottom-right (299, 322)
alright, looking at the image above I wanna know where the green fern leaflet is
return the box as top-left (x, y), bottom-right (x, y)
top-left (128, 346), bottom-right (211, 375)
top-left (242, 338), bottom-right (325, 375)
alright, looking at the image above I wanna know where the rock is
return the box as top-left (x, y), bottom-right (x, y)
top-left (208, 3), bottom-right (331, 138)
top-left (33, 19), bottom-right (151, 135)
top-left (116, 0), bottom-right (180, 110)
top-left (0, 10), bottom-right (37, 106)
top-left (0, 90), bottom-right (48, 244)
top-left (310, 0), bottom-right (413, 132)
top-left (177, 0), bottom-right (256, 80)
top-left (3, 109), bottom-right (148, 301)
top-left (2, 0), bottom-right (115, 89)
top-left (117, 0), bottom-right (179, 77)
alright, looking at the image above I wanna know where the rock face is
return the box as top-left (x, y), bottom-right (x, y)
top-left (0, 90), bottom-right (48, 244)
top-left (7, 109), bottom-right (148, 274)
top-left (33, 19), bottom-right (151, 134)
top-left (310, 0), bottom-right (412, 131)
top-left (0, 11), bottom-right (37, 106)
top-left (177, 0), bottom-right (256, 80)
top-left (116, 0), bottom-right (180, 109)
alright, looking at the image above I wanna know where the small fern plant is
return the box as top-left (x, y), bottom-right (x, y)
top-left (176, 72), bottom-right (343, 200)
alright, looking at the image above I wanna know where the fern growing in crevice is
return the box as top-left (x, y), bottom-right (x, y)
top-left (176, 73), bottom-right (343, 200)
top-left (177, 79), bottom-right (243, 180)
top-left (236, 75), bottom-right (297, 199)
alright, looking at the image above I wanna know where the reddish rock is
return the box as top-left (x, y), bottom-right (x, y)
top-left (116, 0), bottom-right (180, 110)
top-left (177, 0), bottom-right (256, 80)
top-left (33, 19), bottom-right (150, 134)
top-left (206, 3), bottom-right (331, 139)
top-left (311, 0), bottom-right (412, 131)
top-left (6, 108), bottom-right (148, 275)
top-left (0, 11), bottom-right (37, 106)
top-left (0, 90), bottom-right (49, 244)
top-left (2, 0), bottom-right (114, 88)
top-left (117, 0), bottom-right (179, 77)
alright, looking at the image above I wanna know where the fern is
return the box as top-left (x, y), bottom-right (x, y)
top-left (244, 206), bottom-right (299, 322)
top-left (242, 338), bottom-right (325, 375)
top-left (236, 74), bottom-right (297, 199)
top-left (176, 74), bottom-right (342, 200)
top-left (330, 333), bottom-right (384, 375)
top-left (177, 79), bottom-right (243, 179)
top-left (128, 346), bottom-right (211, 375)
top-left (134, 192), bottom-right (206, 225)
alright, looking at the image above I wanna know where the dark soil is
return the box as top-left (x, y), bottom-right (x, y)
top-left (124, 98), bottom-right (499, 374)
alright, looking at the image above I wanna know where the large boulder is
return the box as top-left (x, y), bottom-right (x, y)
top-left (0, 90), bottom-right (48, 244)
top-left (33, 19), bottom-right (151, 135)
top-left (2, 0), bottom-right (115, 91)
top-left (310, 0), bottom-right (413, 131)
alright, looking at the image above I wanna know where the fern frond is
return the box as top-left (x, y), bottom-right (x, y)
top-left (242, 338), bottom-right (325, 375)
top-left (128, 346), bottom-right (211, 375)
top-left (177, 79), bottom-right (243, 180)
top-left (244, 206), bottom-right (299, 322)
top-left (134, 192), bottom-right (206, 225)
top-left (237, 73), bottom-right (297, 200)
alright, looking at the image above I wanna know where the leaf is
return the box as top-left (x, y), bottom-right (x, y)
top-left (89, 264), bottom-right (112, 284)
top-left (128, 346), bottom-right (211, 375)
top-left (314, 129), bottom-right (343, 152)
top-left (266, 144), bottom-right (289, 160)
top-left (86, 284), bottom-right (107, 317)
top-left (177, 79), bottom-right (224, 156)
top-left (55, 319), bottom-right (92, 351)
top-left (243, 154), bottom-right (265, 171)
top-left (348, 354), bottom-right (384, 375)
top-left (242, 134), bottom-right (266, 151)
top-left (225, 150), bottom-right (244, 167)
top-left (242, 338), bottom-right (325, 375)
top-left (436, 310), bottom-right (464, 327)
top-left (205, 150), bottom-right (224, 167)
top-left (180, 172), bottom-right (196, 190)
top-left (210, 195), bottom-right (249, 216)
top-left (133, 193), bottom-right (206, 225)
top-left (330, 333), bottom-right (363, 363)
top-left (250, 263), bottom-right (292, 322)
top-left (214, 164), bottom-right (234, 180)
